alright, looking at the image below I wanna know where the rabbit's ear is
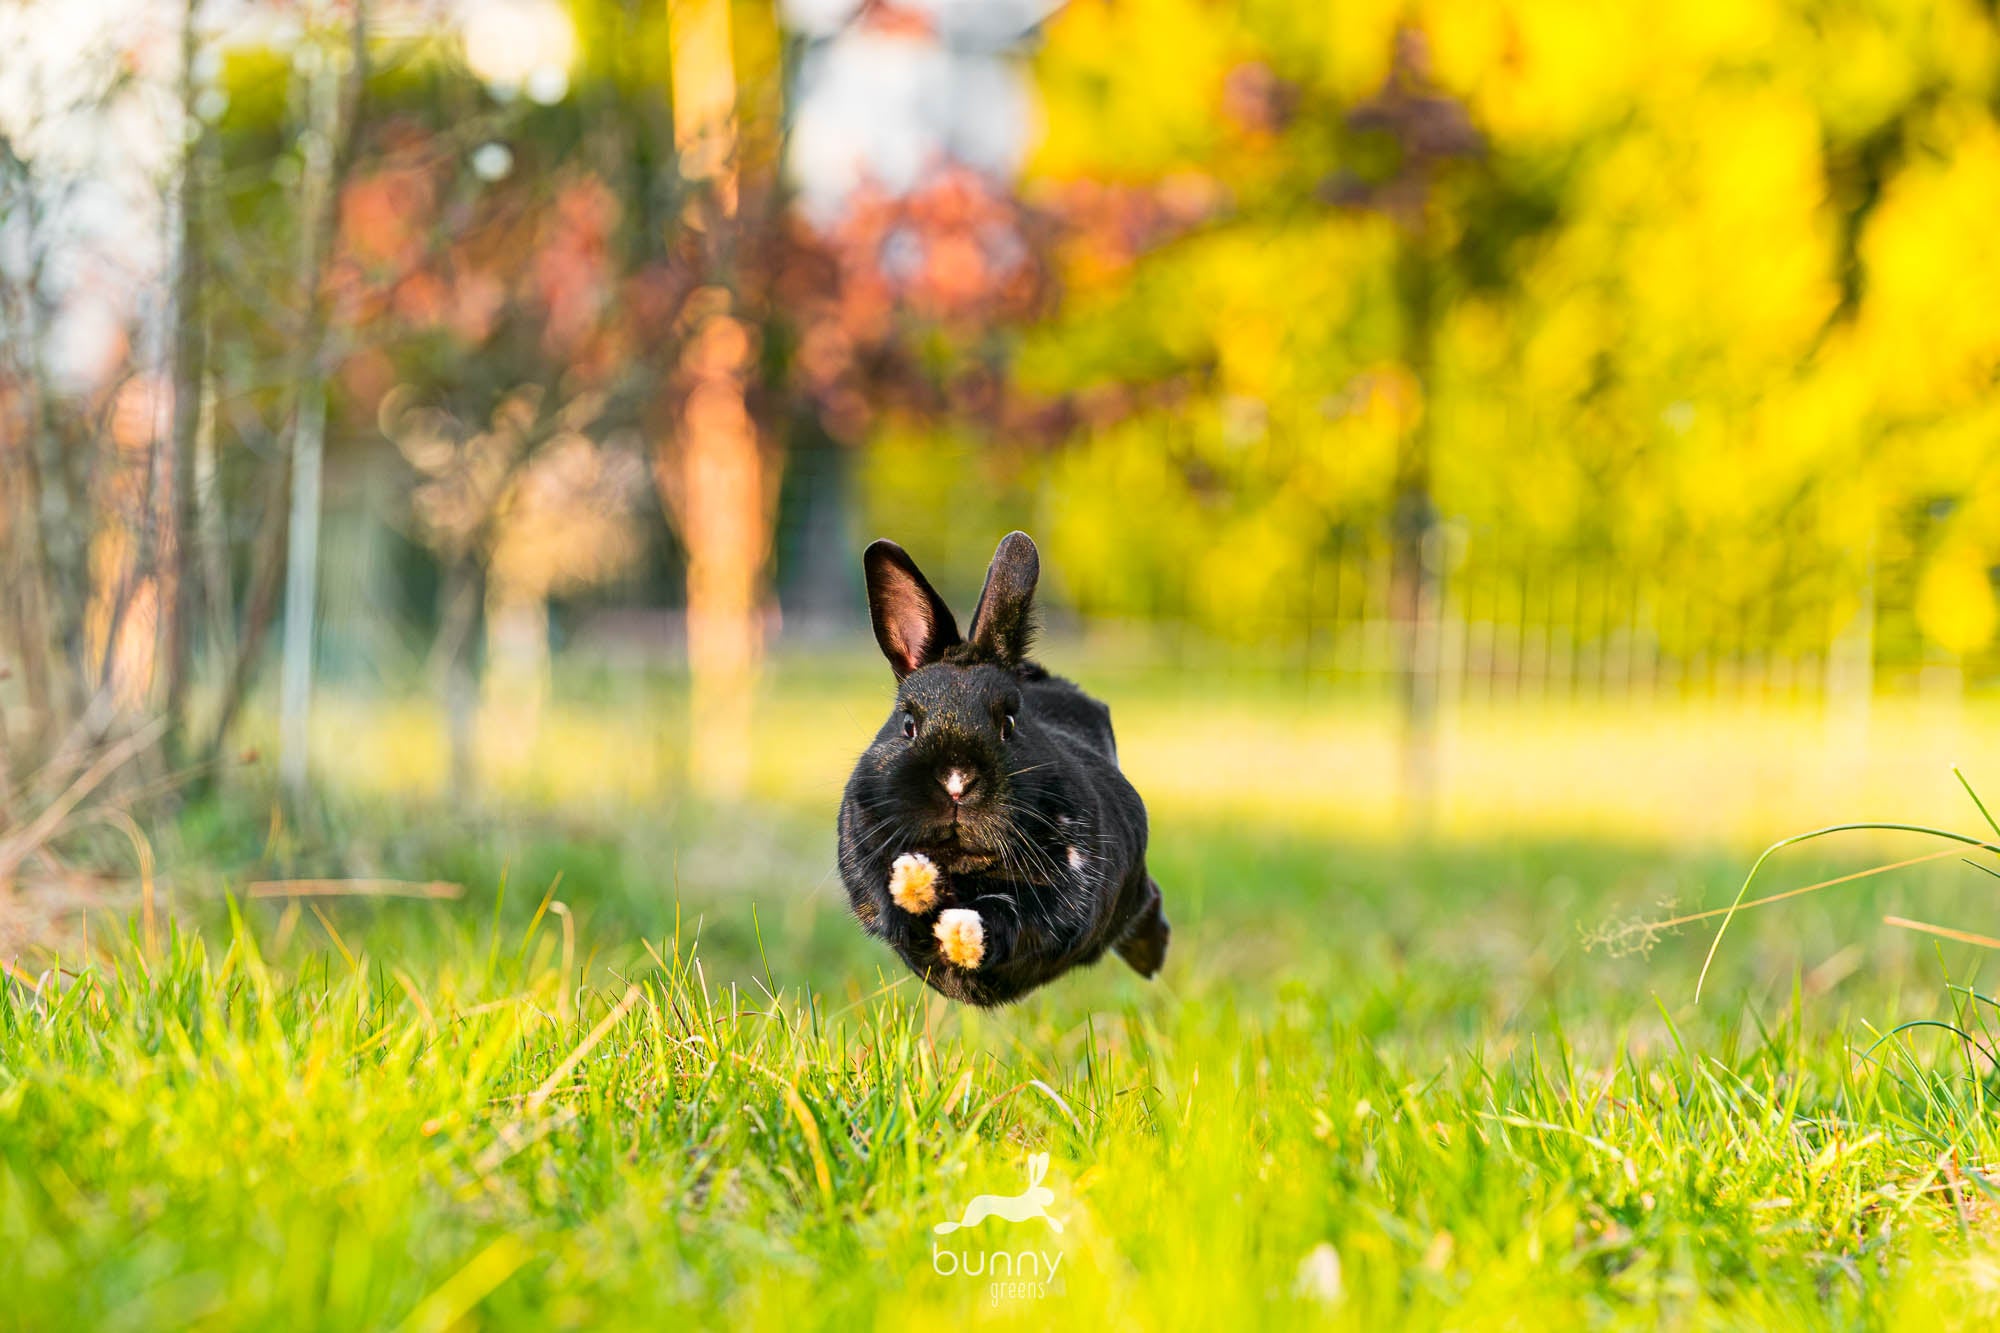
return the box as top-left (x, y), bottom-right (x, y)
top-left (967, 531), bottom-right (1039, 666)
top-left (1025, 1152), bottom-right (1047, 1185)
top-left (865, 540), bottom-right (961, 679)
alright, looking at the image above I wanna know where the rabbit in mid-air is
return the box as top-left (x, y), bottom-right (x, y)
top-left (934, 1152), bottom-right (1064, 1234)
top-left (837, 531), bottom-right (1169, 1007)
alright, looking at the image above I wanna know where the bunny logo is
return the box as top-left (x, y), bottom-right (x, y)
top-left (935, 1153), bottom-right (1064, 1235)
top-left (927, 1153), bottom-right (1068, 1305)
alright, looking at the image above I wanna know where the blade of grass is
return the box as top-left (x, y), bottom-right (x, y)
top-left (1697, 823), bottom-right (2000, 1003)
top-left (524, 983), bottom-right (643, 1114)
top-left (1882, 915), bottom-right (2000, 951)
top-left (1955, 767), bottom-right (2000, 840)
top-left (1631, 846), bottom-right (1965, 937)
top-left (394, 1234), bottom-right (532, 1333)
top-left (248, 879), bottom-right (463, 899)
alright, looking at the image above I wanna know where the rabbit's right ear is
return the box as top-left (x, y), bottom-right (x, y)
top-left (1025, 1152), bottom-right (1048, 1186)
top-left (967, 531), bottom-right (1039, 666)
top-left (864, 540), bottom-right (961, 679)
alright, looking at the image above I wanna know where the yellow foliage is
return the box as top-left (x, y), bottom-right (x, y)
top-left (1032, 0), bottom-right (1242, 180)
top-left (1812, 10), bottom-right (1921, 137)
top-left (1915, 547), bottom-right (1999, 655)
top-left (1292, 0), bottom-right (1403, 101)
top-left (1001, 0), bottom-right (2000, 660)
top-left (1439, 0), bottom-right (1643, 140)
top-left (1856, 113), bottom-right (2000, 411)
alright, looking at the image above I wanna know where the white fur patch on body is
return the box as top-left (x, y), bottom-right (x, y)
top-left (934, 908), bottom-right (985, 968)
top-left (889, 853), bottom-right (940, 913)
top-left (1067, 846), bottom-right (1086, 871)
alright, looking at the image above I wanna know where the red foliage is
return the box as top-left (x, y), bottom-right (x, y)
top-left (324, 115), bottom-right (1074, 450)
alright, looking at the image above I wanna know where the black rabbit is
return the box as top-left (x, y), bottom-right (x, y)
top-left (837, 531), bottom-right (1170, 1006)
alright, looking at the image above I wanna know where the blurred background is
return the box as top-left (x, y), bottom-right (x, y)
top-left (5, 0), bottom-right (2000, 981)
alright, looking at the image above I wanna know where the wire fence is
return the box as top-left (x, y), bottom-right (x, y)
top-left (1029, 524), bottom-right (1969, 707)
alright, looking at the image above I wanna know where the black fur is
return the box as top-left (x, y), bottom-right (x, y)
top-left (838, 531), bottom-right (1170, 1006)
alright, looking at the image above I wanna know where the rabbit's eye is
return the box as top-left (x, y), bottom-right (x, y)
top-left (902, 714), bottom-right (918, 740)
top-left (1001, 714), bottom-right (1016, 741)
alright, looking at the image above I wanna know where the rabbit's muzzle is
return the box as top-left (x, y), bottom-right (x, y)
top-left (911, 824), bottom-right (1002, 875)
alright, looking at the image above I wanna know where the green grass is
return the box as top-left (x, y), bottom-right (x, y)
top-left (8, 810), bottom-right (2000, 1330)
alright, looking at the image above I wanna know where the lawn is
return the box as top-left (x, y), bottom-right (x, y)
top-left (7, 670), bottom-right (2000, 1329)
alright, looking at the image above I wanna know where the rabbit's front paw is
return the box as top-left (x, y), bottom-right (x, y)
top-left (933, 908), bottom-right (985, 968)
top-left (889, 853), bottom-right (940, 913)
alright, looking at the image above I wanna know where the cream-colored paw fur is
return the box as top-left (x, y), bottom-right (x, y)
top-left (888, 853), bottom-right (940, 913)
top-left (934, 908), bottom-right (986, 968)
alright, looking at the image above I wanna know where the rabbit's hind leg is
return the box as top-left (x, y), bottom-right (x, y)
top-left (1113, 876), bottom-right (1169, 978)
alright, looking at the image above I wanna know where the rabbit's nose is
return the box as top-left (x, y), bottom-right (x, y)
top-left (940, 768), bottom-right (976, 803)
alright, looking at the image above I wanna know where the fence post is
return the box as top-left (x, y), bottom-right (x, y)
top-left (1825, 545), bottom-right (1875, 756)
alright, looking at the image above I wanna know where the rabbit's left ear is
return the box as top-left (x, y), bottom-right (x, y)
top-left (968, 531), bottom-right (1039, 666)
top-left (1025, 1152), bottom-right (1048, 1185)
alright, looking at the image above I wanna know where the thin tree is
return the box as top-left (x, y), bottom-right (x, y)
top-left (661, 0), bottom-right (773, 801)
top-left (1329, 28), bottom-right (1482, 828)
top-left (274, 3), bottom-right (367, 803)
top-left (162, 0), bottom-right (209, 757)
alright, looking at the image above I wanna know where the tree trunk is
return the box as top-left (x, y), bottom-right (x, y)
top-left (162, 0), bottom-right (207, 757)
top-left (273, 6), bottom-right (367, 804)
top-left (1390, 240), bottom-right (1440, 831)
top-left (434, 559), bottom-right (484, 803)
top-left (662, 0), bottom-right (771, 802)
top-left (278, 380), bottom-right (325, 801)
top-left (194, 370), bottom-right (232, 667)
top-left (482, 578), bottom-right (549, 770)
top-left (199, 450), bottom-right (290, 779)
top-left (0, 385), bottom-right (59, 758)
top-left (676, 303), bottom-right (766, 800)
top-left (1826, 532), bottom-right (1876, 757)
